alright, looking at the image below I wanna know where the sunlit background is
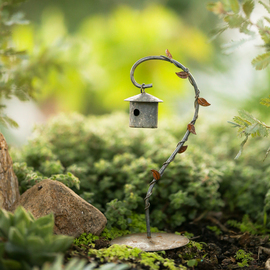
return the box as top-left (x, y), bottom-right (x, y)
top-left (2, 0), bottom-right (270, 145)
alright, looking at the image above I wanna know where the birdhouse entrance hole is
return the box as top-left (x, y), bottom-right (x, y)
top-left (134, 109), bottom-right (140, 116)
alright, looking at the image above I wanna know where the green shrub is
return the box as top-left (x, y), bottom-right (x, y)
top-left (0, 207), bottom-right (73, 270)
top-left (11, 112), bottom-right (270, 231)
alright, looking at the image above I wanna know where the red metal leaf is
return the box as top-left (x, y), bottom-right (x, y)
top-left (187, 123), bottom-right (196, 135)
top-left (178, 145), bottom-right (188, 154)
top-left (175, 71), bottom-right (189, 79)
top-left (197, 97), bottom-right (211, 106)
top-left (151, 169), bottom-right (161, 181)
top-left (165, 49), bottom-right (172, 59)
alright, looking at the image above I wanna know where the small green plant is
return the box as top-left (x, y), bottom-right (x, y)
top-left (74, 233), bottom-right (100, 249)
top-left (207, 225), bottom-right (222, 236)
top-left (227, 214), bottom-right (269, 235)
top-left (186, 241), bottom-right (206, 251)
top-left (88, 244), bottom-right (186, 270)
top-left (179, 240), bottom-right (207, 267)
top-left (0, 206), bottom-right (73, 270)
top-left (100, 227), bottom-right (131, 240)
top-left (13, 162), bottom-right (80, 193)
top-left (234, 249), bottom-right (254, 268)
top-left (207, 0), bottom-right (270, 160)
top-left (175, 231), bottom-right (194, 239)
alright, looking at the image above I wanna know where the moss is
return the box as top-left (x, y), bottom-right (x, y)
top-left (88, 244), bottom-right (186, 270)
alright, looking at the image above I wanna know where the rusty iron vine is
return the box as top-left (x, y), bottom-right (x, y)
top-left (130, 51), bottom-right (210, 238)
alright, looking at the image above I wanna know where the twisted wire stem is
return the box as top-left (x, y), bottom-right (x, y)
top-left (130, 54), bottom-right (201, 238)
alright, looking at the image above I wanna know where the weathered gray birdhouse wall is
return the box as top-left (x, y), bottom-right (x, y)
top-left (125, 92), bottom-right (163, 128)
top-left (129, 102), bottom-right (159, 128)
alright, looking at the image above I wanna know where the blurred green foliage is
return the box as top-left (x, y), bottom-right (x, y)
top-left (0, 0), bottom-right (35, 128)
top-left (10, 112), bottom-right (270, 232)
top-left (207, 0), bottom-right (270, 69)
top-left (11, 4), bottom-right (214, 117)
top-left (208, 0), bottom-right (270, 159)
top-left (20, 0), bottom-right (216, 33)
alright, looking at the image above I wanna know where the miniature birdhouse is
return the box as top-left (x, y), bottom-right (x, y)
top-left (125, 92), bottom-right (163, 128)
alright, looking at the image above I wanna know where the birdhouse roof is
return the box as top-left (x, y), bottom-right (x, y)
top-left (125, 92), bottom-right (163, 103)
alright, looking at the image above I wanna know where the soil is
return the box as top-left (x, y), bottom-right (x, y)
top-left (67, 216), bottom-right (270, 270)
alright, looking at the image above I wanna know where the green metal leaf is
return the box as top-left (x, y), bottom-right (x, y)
top-left (229, 0), bottom-right (240, 13)
top-left (252, 52), bottom-right (270, 70)
top-left (243, 0), bottom-right (254, 18)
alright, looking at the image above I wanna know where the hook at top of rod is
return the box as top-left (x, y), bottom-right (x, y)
top-left (130, 55), bottom-right (189, 89)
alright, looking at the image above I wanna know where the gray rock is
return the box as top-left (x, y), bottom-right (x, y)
top-left (0, 133), bottom-right (20, 210)
top-left (19, 179), bottom-right (107, 237)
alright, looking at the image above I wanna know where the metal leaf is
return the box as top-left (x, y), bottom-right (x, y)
top-left (178, 145), bottom-right (188, 154)
top-left (187, 123), bottom-right (196, 135)
top-left (175, 71), bottom-right (189, 79)
top-left (197, 97), bottom-right (211, 106)
top-left (150, 169), bottom-right (161, 181)
top-left (165, 49), bottom-right (172, 59)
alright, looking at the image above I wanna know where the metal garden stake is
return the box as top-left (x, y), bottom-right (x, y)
top-left (111, 50), bottom-right (210, 251)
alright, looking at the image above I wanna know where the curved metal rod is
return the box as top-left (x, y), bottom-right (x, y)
top-left (130, 54), bottom-right (202, 238)
top-left (130, 55), bottom-right (191, 90)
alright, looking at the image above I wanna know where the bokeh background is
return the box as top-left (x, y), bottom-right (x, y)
top-left (2, 0), bottom-right (270, 145)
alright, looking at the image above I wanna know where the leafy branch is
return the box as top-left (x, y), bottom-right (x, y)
top-left (229, 106), bottom-right (270, 160)
top-left (0, 0), bottom-right (64, 129)
top-left (207, 0), bottom-right (270, 70)
top-left (208, 0), bottom-right (270, 159)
